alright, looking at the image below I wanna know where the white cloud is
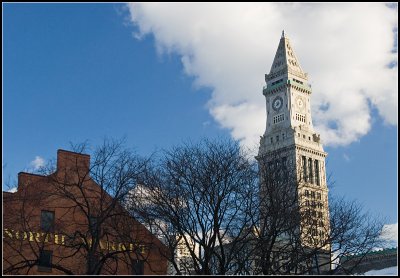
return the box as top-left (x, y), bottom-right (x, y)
top-left (29, 156), bottom-right (45, 170)
top-left (127, 3), bottom-right (397, 149)
top-left (6, 187), bottom-right (17, 193)
top-left (380, 222), bottom-right (398, 246)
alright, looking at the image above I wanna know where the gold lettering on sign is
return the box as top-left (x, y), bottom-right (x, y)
top-left (109, 241), bottom-right (117, 251)
top-left (4, 228), bottom-right (13, 239)
top-left (15, 231), bottom-right (28, 241)
top-left (118, 243), bottom-right (126, 252)
top-left (35, 232), bottom-right (41, 243)
top-left (99, 240), bottom-right (107, 250)
top-left (54, 234), bottom-right (65, 245)
top-left (4, 229), bottom-right (146, 253)
top-left (28, 232), bottom-right (35, 242)
top-left (82, 237), bottom-right (92, 248)
top-left (42, 233), bottom-right (51, 243)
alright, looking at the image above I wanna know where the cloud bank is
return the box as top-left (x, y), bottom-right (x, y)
top-left (380, 222), bottom-right (398, 247)
top-left (29, 156), bottom-right (45, 170)
top-left (127, 3), bottom-right (397, 149)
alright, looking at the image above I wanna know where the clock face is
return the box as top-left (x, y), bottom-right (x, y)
top-left (296, 97), bottom-right (304, 109)
top-left (297, 98), bottom-right (303, 108)
top-left (272, 96), bottom-right (283, 111)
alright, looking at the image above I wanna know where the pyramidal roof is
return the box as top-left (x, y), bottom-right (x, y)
top-left (268, 30), bottom-right (307, 80)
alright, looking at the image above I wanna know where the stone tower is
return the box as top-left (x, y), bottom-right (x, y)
top-left (257, 31), bottom-right (330, 254)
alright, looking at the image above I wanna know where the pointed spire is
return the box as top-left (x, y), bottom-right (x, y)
top-left (267, 32), bottom-right (308, 81)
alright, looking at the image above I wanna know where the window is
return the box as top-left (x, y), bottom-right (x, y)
top-left (271, 137), bottom-right (273, 144)
top-left (273, 113), bottom-right (284, 124)
top-left (296, 113), bottom-right (306, 123)
top-left (317, 193), bottom-right (321, 200)
top-left (38, 250), bottom-right (52, 271)
top-left (311, 191), bottom-right (315, 199)
top-left (312, 229), bottom-right (318, 236)
top-left (41, 211), bottom-right (54, 232)
top-left (314, 160), bottom-right (320, 185)
top-left (313, 219), bottom-right (317, 226)
top-left (282, 133), bottom-right (285, 140)
top-left (302, 156), bottom-right (307, 182)
top-left (132, 260), bottom-right (144, 275)
top-left (272, 78), bottom-right (283, 86)
top-left (304, 190), bottom-right (309, 197)
top-left (293, 78), bottom-right (303, 85)
top-left (89, 216), bottom-right (99, 238)
top-left (308, 158), bottom-right (313, 184)
top-left (276, 135), bottom-right (279, 142)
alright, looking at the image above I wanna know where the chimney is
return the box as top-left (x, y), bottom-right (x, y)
top-left (56, 149), bottom-right (90, 179)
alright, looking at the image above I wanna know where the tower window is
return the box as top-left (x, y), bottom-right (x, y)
top-left (314, 160), bottom-right (320, 186)
top-left (302, 156), bottom-right (307, 182)
top-left (271, 78), bottom-right (283, 86)
top-left (276, 135), bottom-right (279, 142)
top-left (293, 78), bottom-right (304, 85)
top-left (273, 113), bottom-right (285, 124)
top-left (308, 158), bottom-right (313, 184)
top-left (296, 113), bottom-right (306, 123)
top-left (312, 229), bottom-right (318, 236)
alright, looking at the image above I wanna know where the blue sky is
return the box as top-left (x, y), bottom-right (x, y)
top-left (3, 3), bottom-right (398, 231)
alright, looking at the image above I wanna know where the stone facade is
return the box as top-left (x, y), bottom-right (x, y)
top-left (258, 31), bottom-right (331, 261)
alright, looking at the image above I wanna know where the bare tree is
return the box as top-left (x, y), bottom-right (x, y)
top-left (128, 138), bottom-right (259, 275)
top-left (250, 150), bottom-right (385, 275)
top-left (3, 138), bottom-right (167, 275)
top-left (126, 138), bottom-right (385, 276)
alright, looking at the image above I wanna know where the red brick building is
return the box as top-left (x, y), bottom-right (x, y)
top-left (3, 149), bottom-right (168, 275)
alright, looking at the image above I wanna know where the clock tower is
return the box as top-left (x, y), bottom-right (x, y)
top-left (257, 31), bottom-right (331, 267)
